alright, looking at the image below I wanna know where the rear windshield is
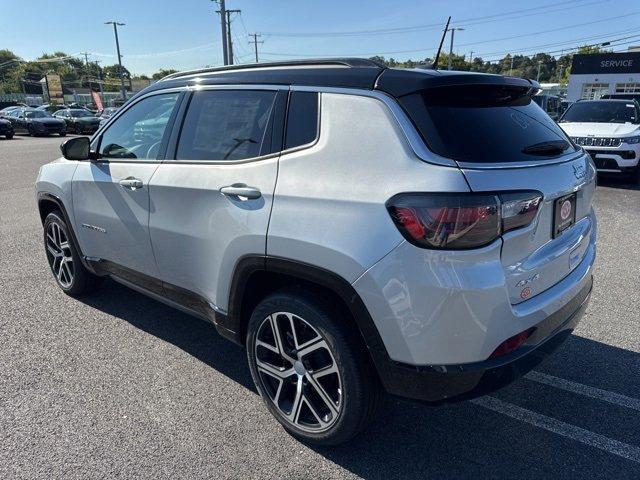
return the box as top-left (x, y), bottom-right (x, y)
top-left (398, 85), bottom-right (576, 163)
top-left (560, 101), bottom-right (639, 124)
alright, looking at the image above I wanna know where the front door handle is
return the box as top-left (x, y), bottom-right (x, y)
top-left (220, 183), bottom-right (262, 200)
top-left (119, 177), bottom-right (144, 190)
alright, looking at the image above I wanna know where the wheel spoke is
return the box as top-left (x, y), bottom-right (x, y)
top-left (306, 372), bottom-right (339, 416)
top-left (302, 395), bottom-right (331, 428)
top-left (311, 363), bottom-right (339, 379)
top-left (270, 315), bottom-right (296, 363)
top-left (255, 339), bottom-right (279, 354)
top-left (286, 380), bottom-right (304, 422)
top-left (46, 243), bottom-right (61, 257)
top-left (297, 338), bottom-right (326, 359)
top-left (256, 358), bottom-right (294, 380)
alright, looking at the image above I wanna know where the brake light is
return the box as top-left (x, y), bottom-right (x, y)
top-left (387, 191), bottom-right (542, 250)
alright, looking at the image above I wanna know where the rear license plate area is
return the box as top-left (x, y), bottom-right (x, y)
top-left (553, 193), bottom-right (577, 238)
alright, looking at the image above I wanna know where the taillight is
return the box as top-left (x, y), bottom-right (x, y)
top-left (387, 191), bottom-right (542, 250)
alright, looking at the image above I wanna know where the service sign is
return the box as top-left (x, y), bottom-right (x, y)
top-left (45, 74), bottom-right (64, 105)
top-left (571, 52), bottom-right (640, 75)
top-left (91, 90), bottom-right (103, 111)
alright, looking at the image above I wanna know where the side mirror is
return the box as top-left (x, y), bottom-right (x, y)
top-left (60, 137), bottom-right (91, 161)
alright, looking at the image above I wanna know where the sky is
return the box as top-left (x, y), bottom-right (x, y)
top-left (1, 0), bottom-right (639, 75)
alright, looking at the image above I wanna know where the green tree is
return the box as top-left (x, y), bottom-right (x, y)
top-left (151, 68), bottom-right (178, 80)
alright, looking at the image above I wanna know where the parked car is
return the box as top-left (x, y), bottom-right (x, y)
top-left (559, 99), bottom-right (640, 181)
top-left (0, 117), bottom-right (14, 139)
top-left (36, 59), bottom-right (596, 445)
top-left (601, 92), bottom-right (640, 103)
top-left (0, 105), bottom-right (21, 118)
top-left (532, 94), bottom-right (562, 120)
top-left (98, 107), bottom-right (119, 127)
top-left (36, 104), bottom-right (68, 115)
top-left (53, 108), bottom-right (101, 134)
top-left (5, 108), bottom-right (66, 136)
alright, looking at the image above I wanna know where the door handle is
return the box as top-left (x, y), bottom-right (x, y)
top-left (119, 177), bottom-right (144, 190)
top-left (220, 183), bottom-right (262, 200)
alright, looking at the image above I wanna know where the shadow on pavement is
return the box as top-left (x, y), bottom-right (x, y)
top-left (80, 279), bottom-right (640, 480)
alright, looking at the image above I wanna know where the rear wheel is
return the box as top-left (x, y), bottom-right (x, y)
top-left (43, 211), bottom-right (102, 296)
top-left (246, 288), bottom-right (380, 445)
top-left (5, 132), bottom-right (13, 139)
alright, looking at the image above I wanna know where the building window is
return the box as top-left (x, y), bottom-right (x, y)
top-left (615, 83), bottom-right (640, 94)
top-left (581, 83), bottom-right (609, 100)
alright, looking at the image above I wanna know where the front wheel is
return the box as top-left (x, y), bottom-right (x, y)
top-left (246, 288), bottom-right (380, 445)
top-left (5, 132), bottom-right (13, 139)
top-left (43, 211), bottom-right (102, 296)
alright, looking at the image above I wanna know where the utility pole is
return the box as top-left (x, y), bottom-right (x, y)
top-left (80, 51), bottom-right (91, 91)
top-left (249, 33), bottom-right (263, 63)
top-left (448, 27), bottom-right (464, 70)
top-left (509, 56), bottom-right (514, 76)
top-left (469, 51), bottom-right (474, 63)
top-left (225, 9), bottom-right (241, 65)
top-left (105, 21), bottom-right (127, 100)
top-left (213, 0), bottom-right (229, 65)
top-left (536, 60), bottom-right (543, 82)
top-left (95, 60), bottom-right (104, 100)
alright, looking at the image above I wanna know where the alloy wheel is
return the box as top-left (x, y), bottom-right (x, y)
top-left (46, 222), bottom-right (74, 288)
top-left (254, 312), bottom-right (343, 432)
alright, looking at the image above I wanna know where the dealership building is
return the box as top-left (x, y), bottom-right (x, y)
top-left (566, 50), bottom-right (640, 101)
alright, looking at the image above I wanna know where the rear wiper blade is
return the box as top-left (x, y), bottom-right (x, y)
top-left (522, 140), bottom-right (569, 155)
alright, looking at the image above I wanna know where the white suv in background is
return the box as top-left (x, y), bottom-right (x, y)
top-left (36, 59), bottom-right (596, 445)
top-left (559, 99), bottom-right (640, 182)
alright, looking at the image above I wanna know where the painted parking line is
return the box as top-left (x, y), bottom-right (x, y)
top-left (471, 396), bottom-right (640, 463)
top-left (525, 371), bottom-right (640, 412)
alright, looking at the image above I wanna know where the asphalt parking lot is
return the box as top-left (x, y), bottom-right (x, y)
top-left (1, 135), bottom-right (639, 479)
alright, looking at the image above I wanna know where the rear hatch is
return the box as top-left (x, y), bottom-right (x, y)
top-left (392, 79), bottom-right (596, 303)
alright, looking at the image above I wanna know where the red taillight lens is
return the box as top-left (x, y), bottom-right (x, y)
top-left (489, 328), bottom-right (534, 359)
top-left (387, 191), bottom-right (542, 250)
top-left (500, 192), bottom-right (542, 233)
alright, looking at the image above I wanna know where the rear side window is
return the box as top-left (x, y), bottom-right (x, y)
top-left (177, 90), bottom-right (276, 161)
top-left (285, 91), bottom-right (318, 149)
top-left (398, 85), bottom-right (577, 163)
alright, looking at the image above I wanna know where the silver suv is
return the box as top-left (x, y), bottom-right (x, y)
top-left (36, 59), bottom-right (597, 445)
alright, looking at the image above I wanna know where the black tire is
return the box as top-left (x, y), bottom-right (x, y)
top-left (28, 125), bottom-right (35, 136)
top-left (5, 132), bottom-right (13, 139)
top-left (74, 124), bottom-right (82, 135)
top-left (247, 287), bottom-right (380, 445)
top-left (43, 211), bottom-right (103, 296)
top-left (630, 166), bottom-right (640, 185)
top-left (59, 131), bottom-right (66, 137)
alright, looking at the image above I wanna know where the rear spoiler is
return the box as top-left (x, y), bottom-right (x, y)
top-left (375, 69), bottom-right (542, 98)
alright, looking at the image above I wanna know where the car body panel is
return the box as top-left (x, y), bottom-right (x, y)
top-left (267, 92), bottom-right (470, 284)
top-left (148, 157), bottom-right (279, 312)
top-left (71, 161), bottom-right (162, 278)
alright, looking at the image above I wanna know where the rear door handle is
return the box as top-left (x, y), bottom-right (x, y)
top-left (220, 183), bottom-right (262, 200)
top-left (119, 177), bottom-right (144, 190)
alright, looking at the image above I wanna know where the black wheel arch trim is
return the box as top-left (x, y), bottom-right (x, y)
top-left (226, 255), bottom-right (394, 383)
top-left (37, 192), bottom-right (97, 274)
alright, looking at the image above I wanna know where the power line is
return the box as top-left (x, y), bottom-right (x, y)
top-left (259, 0), bottom-right (603, 37)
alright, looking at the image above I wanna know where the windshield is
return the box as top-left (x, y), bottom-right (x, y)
top-left (69, 109), bottom-right (93, 118)
top-left (25, 111), bottom-right (52, 118)
top-left (398, 84), bottom-right (576, 163)
top-left (561, 101), bottom-right (639, 124)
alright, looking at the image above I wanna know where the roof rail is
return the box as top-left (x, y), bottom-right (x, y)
top-left (159, 57), bottom-right (386, 81)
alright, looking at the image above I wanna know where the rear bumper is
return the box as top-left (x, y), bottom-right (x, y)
top-left (374, 275), bottom-right (591, 403)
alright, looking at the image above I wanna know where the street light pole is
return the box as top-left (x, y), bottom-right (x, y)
top-left (105, 21), bottom-right (127, 100)
top-left (448, 27), bottom-right (464, 70)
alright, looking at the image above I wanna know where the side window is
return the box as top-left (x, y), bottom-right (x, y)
top-left (99, 92), bottom-right (179, 160)
top-left (285, 91), bottom-right (319, 150)
top-left (176, 90), bottom-right (276, 161)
